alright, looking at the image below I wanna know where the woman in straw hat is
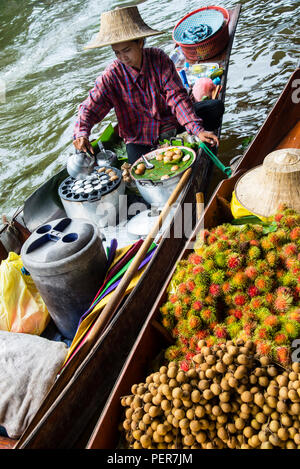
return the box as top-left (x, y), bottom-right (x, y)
top-left (73, 6), bottom-right (224, 164)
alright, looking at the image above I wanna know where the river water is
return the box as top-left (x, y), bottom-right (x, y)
top-left (0, 0), bottom-right (299, 217)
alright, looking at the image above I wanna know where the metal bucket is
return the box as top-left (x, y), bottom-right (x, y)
top-left (131, 146), bottom-right (196, 207)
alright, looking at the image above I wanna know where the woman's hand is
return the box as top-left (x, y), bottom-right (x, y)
top-left (197, 131), bottom-right (219, 147)
top-left (73, 137), bottom-right (94, 154)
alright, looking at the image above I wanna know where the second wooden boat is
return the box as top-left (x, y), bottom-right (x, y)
top-left (86, 66), bottom-right (300, 449)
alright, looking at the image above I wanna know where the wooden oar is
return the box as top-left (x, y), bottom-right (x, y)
top-left (84, 167), bottom-right (192, 345)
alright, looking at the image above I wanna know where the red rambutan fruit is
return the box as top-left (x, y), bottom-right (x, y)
top-left (282, 243), bottom-right (298, 257)
top-left (248, 246), bottom-right (261, 260)
top-left (192, 300), bottom-right (203, 311)
top-left (274, 293), bottom-right (293, 313)
top-left (165, 345), bottom-right (182, 361)
top-left (233, 291), bottom-right (247, 306)
top-left (200, 308), bottom-right (216, 323)
top-left (234, 309), bottom-right (243, 320)
top-left (182, 296), bottom-right (191, 305)
top-left (192, 266), bottom-right (204, 276)
top-left (209, 283), bottom-right (222, 297)
top-left (255, 275), bottom-right (272, 292)
top-left (187, 314), bottom-right (201, 330)
top-left (248, 285), bottom-right (259, 298)
top-left (170, 294), bottom-right (178, 304)
top-left (274, 332), bottom-right (288, 345)
top-left (289, 307), bottom-right (300, 322)
top-left (188, 253), bottom-right (203, 265)
top-left (196, 329), bottom-right (208, 340)
top-left (178, 283), bottom-right (187, 295)
top-left (186, 279), bottom-right (195, 292)
top-left (256, 341), bottom-right (272, 356)
top-left (214, 325), bottom-right (228, 339)
top-left (290, 227), bottom-right (300, 241)
top-left (263, 315), bottom-right (279, 328)
top-left (227, 253), bottom-right (241, 270)
top-left (174, 304), bottom-right (184, 319)
top-left (275, 346), bottom-right (290, 365)
top-left (180, 360), bottom-right (190, 371)
top-left (222, 281), bottom-right (232, 294)
top-left (245, 265), bottom-right (258, 280)
top-left (232, 271), bottom-right (248, 288)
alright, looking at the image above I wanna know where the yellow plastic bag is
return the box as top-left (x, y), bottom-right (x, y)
top-left (230, 191), bottom-right (270, 223)
top-left (0, 252), bottom-right (50, 335)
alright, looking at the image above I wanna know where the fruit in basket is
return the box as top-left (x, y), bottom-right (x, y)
top-left (119, 340), bottom-right (300, 449)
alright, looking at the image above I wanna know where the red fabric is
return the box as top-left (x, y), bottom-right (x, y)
top-left (73, 47), bottom-right (204, 145)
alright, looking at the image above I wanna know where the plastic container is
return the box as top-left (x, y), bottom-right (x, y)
top-left (21, 217), bottom-right (107, 339)
top-left (173, 6), bottom-right (230, 62)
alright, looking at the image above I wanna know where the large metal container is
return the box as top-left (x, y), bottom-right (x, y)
top-left (21, 217), bottom-right (107, 339)
top-left (131, 146), bottom-right (196, 207)
top-left (59, 166), bottom-right (125, 228)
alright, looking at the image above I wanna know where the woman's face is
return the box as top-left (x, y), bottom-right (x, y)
top-left (112, 39), bottom-right (144, 69)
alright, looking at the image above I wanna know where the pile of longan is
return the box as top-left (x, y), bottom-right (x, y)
top-left (120, 339), bottom-right (300, 449)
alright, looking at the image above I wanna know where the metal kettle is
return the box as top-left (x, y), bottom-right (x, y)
top-left (67, 149), bottom-right (96, 179)
top-left (95, 140), bottom-right (118, 167)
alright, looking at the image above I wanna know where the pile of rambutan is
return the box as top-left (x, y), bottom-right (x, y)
top-left (160, 205), bottom-right (300, 369)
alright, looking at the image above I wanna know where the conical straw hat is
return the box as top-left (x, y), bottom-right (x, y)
top-left (84, 6), bottom-right (164, 49)
top-left (235, 148), bottom-right (300, 217)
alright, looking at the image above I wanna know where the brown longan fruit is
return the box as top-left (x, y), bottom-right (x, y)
top-left (172, 398), bottom-right (182, 409)
top-left (292, 362), bottom-right (300, 373)
top-left (179, 418), bottom-right (189, 430)
top-left (195, 405), bottom-right (205, 418)
top-left (237, 354), bottom-right (249, 365)
top-left (191, 389), bottom-right (201, 403)
top-left (140, 434), bottom-right (151, 448)
top-left (269, 434), bottom-right (280, 447)
top-left (234, 365), bottom-right (247, 380)
top-left (277, 401), bottom-right (288, 414)
top-left (278, 428), bottom-right (289, 441)
top-left (281, 414), bottom-right (292, 427)
top-left (220, 402), bottom-right (232, 413)
top-left (277, 375), bottom-right (288, 387)
top-left (235, 417), bottom-right (246, 431)
top-left (254, 392), bottom-right (265, 407)
top-left (174, 408), bottom-right (185, 420)
top-left (196, 431), bottom-right (207, 444)
top-left (288, 389), bottom-right (299, 401)
top-left (148, 405), bottom-right (160, 418)
top-left (186, 408), bottom-right (195, 420)
top-left (258, 376), bottom-right (269, 387)
top-left (261, 441), bottom-right (273, 449)
top-left (219, 391), bottom-right (231, 403)
top-left (203, 389), bottom-right (214, 400)
top-left (215, 361), bottom-right (227, 374)
top-left (241, 391), bottom-right (253, 403)
top-left (190, 420), bottom-right (201, 433)
top-left (198, 379), bottom-right (210, 391)
top-left (172, 387), bottom-right (183, 399)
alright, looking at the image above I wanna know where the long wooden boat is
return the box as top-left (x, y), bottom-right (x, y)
top-left (86, 66), bottom-right (300, 449)
top-left (0, 6), bottom-right (241, 449)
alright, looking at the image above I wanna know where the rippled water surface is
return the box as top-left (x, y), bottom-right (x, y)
top-left (0, 0), bottom-right (299, 216)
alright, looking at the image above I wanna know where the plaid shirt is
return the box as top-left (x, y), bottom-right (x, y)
top-left (73, 47), bottom-right (204, 145)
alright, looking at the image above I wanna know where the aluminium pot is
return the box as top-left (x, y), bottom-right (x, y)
top-left (130, 146), bottom-right (196, 207)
